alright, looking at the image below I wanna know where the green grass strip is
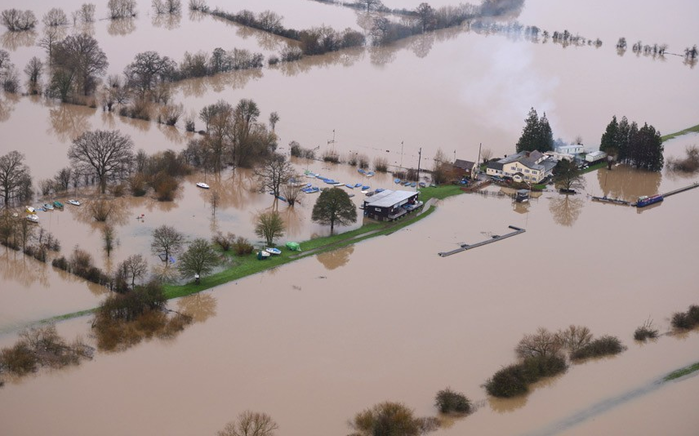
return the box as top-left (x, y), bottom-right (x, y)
top-left (664, 362), bottom-right (699, 381)
top-left (662, 124), bottom-right (699, 142)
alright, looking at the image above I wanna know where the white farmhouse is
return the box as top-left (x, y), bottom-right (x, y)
top-left (486, 150), bottom-right (558, 183)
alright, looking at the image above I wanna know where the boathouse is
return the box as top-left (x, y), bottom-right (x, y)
top-left (363, 190), bottom-right (421, 221)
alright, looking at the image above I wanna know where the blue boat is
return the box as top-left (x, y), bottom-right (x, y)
top-left (403, 181), bottom-right (411, 186)
top-left (303, 187), bottom-right (320, 194)
top-left (418, 182), bottom-right (426, 188)
top-left (366, 171), bottom-right (375, 177)
top-left (375, 188), bottom-right (385, 193)
top-left (276, 196), bottom-right (287, 202)
top-left (345, 184), bottom-right (354, 189)
top-left (354, 183), bottom-right (363, 188)
top-left (358, 168), bottom-right (366, 174)
top-left (362, 185), bottom-right (370, 191)
top-left (394, 179), bottom-right (401, 184)
top-left (410, 182), bottom-right (417, 188)
top-left (324, 179), bottom-right (337, 184)
top-left (635, 195), bottom-right (663, 207)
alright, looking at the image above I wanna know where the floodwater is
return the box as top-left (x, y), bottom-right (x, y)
top-left (1, 0), bottom-right (699, 435)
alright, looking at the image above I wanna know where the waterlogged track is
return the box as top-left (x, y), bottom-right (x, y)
top-left (521, 363), bottom-right (699, 436)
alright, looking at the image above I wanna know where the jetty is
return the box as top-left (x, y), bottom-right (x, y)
top-left (592, 182), bottom-right (699, 208)
top-left (660, 182), bottom-right (699, 199)
top-left (438, 226), bottom-right (526, 257)
top-left (591, 196), bottom-right (632, 206)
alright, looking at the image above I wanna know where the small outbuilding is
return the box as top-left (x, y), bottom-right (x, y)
top-left (363, 190), bottom-right (421, 221)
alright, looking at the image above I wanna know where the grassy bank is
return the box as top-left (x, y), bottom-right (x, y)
top-left (664, 362), bottom-right (699, 381)
top-left (662, 124), bottom-right (699, 142)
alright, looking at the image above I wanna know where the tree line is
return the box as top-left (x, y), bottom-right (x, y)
top-left (600, 115), bottom-right (664, 171)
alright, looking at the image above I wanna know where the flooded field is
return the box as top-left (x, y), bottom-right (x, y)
top-left (1, 0), bottom-right (698, 435)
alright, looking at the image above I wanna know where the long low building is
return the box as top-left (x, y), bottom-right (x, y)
top-left (362, 190), bottom-right (421, 221)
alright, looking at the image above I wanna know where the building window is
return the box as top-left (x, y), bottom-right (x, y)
top-left (524, 169), bottom-right (530, 173)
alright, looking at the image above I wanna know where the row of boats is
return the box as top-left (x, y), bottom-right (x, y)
top-left (24, 199), bottom-right (81, 222)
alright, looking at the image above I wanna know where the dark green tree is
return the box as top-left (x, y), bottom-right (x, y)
top-left (177, 238), bottom-right (219, 279)
top-left (311, 187), bottom-right (357, 234)
top-left (552, 159), bottom-right (584, 192)
top-left (616, 117), bottom-right (631, 162)
top-left (516, 108), bottom-right (540, 153)
top-left (599, 115), bottom-right (619, 155)
top-left (516, 108), bottom-right (553, 153)
top-left (627, 123), bottom-right (664, 171)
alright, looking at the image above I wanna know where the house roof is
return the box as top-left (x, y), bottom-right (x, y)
top-left (365, 190), bottom-right (417, 208)
top-left (487, 161), bottom-right (503, 171)
top-left (453, 159), bottom-right (475, 171)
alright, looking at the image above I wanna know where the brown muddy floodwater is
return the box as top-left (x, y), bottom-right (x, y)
top-left (1, 0), bottom-right (699, 435)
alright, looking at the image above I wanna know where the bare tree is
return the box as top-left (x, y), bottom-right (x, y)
top-left (481, 148), bottom-right (493, 165)
top-left (281, 182), bottom-right (301, 207)
top-left (124, 51), bottom-right (176, 99)
top-left (53, 167), bottom-right (72, 192)
top-left (1, 9), bottom-right (37, 31)
top-left (107, 0), bottom-right (137, 19)
top-left (218, 411), bottom-right (278, 436)
top-left (354, 0), bottom-right (385, 12)
top-left (42, 8), bottom-right (69, 27)
top-left (0, 150), bottom-right (31, 208)
top-left (78, 4), bottom-right (96, 23)
top-left (23, 56), bottom-right (43, 93)
top-left (152, 0), bottom-right (182, 15)
top-left (556, 325), bottom-right (593, 353)
top-left (38, 27), bottom-right (64, 65)
top-left (416, 3), bottom-right (435, 32)
top-left (151, 225), bottom-right (184, 265)
top-left (102, 224), bottom-right (116, 256)
top-left (118, 254), bottom-right (148, 289)
top-left (268, 111), bottom-right (279, 132)
top-left (255, 153), bottom-right (294, 198)
top-left (515, 327), bottom-right (563, 359)
top-left (51, 33), bottom-right (108, 96)
top-left (68, 130), bottom-right (134, 194)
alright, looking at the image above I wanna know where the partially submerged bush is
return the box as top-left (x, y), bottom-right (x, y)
top-left (322, 150), bottom-right (339, 163)
top-left (515, 327), bottom-right (563, 359)
top-left (435, 388), bottom-right (471, 414)
top-left (348, 401), bottom-right (440, 436)
top-left (374, 157), bottom-right (388, 172)
top-left (357, 154), bottom-right (369, 169)
top-left (570, 336), bottom-right (625, 360)
top-left (233, 236), bottom-right (254, 256)
top-left (671, 312), bottom-right (694, 330)
top-left (213, 232), bottom-right (235, 251)
top-left (557, 325), bottom-right (593, 352)
top-left (634, 319), bottom-right (659, 341)
top-left (0, 325), bottom-right (93, 377)
top-left (485, 354), bottom-right (567, 398)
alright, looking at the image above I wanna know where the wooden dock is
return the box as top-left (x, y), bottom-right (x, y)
top-left (438, 226), bottom-right (525, 257)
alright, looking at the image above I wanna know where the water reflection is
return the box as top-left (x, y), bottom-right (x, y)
top-left (0, 249), bottom-right (50, 289)
top-left (1, 30), bottom-right (36, 50)
top-left (0, 92), bottom-right (18, 123)
top-left (596, 166), bottom-right (661, 201)
top-left (410, 32), bottom-right (435, 59)
top-left (152, 13), bottom-right (182, 30)
top-left (176, 292), bottom-right (217, 323)
top-left (176, 68), bottom-right (264, 98)
top-left (549, 194), bottom-right (584, 227)
top-left (316, 245), bottom-right (354, 270)
top-left (48, 102), bottom-right (92, 142)
top-left (71, 197), bottom-right (133, 228)
top-left (279, 204), bottom-right (303, 237)
top-left (108, 18), bottom-right (137, 36)
top-left (488, 394), bottom-right (527, 413)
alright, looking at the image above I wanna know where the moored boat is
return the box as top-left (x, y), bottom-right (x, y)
top-left (354, 183), bottom-right (363, 188)
top-left (257, 250), bottom-right (271, 260)
top-left (26, 206), bottom-right (36, 214)
top-left (67, 199), bottom-right (81, 206)
top-left (418, 182), bottom-right (426, 188)
top-left (394, 178), bottom-right (401, 184)
top-left (196, 182), bottom-right (210, 189)
top-left (53, 201), bottom-right (64, 209)
top-left (635, 194), bottom-right (663, 208)
top-left (345, 184), bottom-right (354, 189)
top-left (26, 214), bottom-right (39, 223)
top-left (43, 203), bottom-right (54, 210)
top-left (265, 247), bottom-right (282, 255)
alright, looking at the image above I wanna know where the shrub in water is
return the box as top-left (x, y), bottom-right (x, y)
top-left (671, 312), bottom-right (694, 330)
top-left (570, 336), bottom-right (625, 360)
top-left (633, 319), bottom-right (659, 341)
top-left (485, 363), bottom-right (529, 398)
top-left (435, 388), bottom-right (471, 414)
top-left (687, 305), bottom-right (699, 324)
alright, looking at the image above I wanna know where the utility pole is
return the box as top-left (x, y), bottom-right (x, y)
top-left (327, 129), bottom-right (336, 148)
top-left (474, 142), bottom-right (482, 180)
top-left (416, 147), bottom-right (422, 187)
top-left (400, 141), bottom-right (404, 169)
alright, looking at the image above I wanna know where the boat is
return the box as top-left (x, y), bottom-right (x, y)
top-left (196, 182), bottom-right (210, 189)
top-left (26, 214), bottom-right (39, 223)
top-left (26, 206), bottom-right (36, 214)
top-left (265, 247), bottom-right (282, 255)
top-left (357, 168), bottom-right (366, 174)
top-left (257, 250), bottom-right (271, 260)
top-left (403, 181), bottom-right (411, 186)
top-left (410, 182), bottom-right (417, 188)
top-left (303, 187), bottom-right (320, 194)
top-left (53, 201), bottom-right (64, 209)
top-left (366, 171), bottom-right (375, 177)
top-left (67, 199), bottom-right (81, 206)
top-left (418, 182), bottom-right (426, 188)
top-left (635, 194), bottom-right (663, 208)
top-left (375, 188), bottom-right (385, 193)
top-left (286, 241), bottom-right (301, 251)
top-left (43, 203), bottom-right (54, 210)
top-left (345, 184), bottom-right (354, 189)
top-left (394, 179), bottom-right (401, 184)
top-left (365, 191), bottom-right (375, 197)
top-left (324, 179), bottom-right (337, 184)
top-left (362, 185), bottom-right (370, 191)
top-left (354, 183), bottom-right (363, 188)
top-left (276, 196), bottom-right (287, 202)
